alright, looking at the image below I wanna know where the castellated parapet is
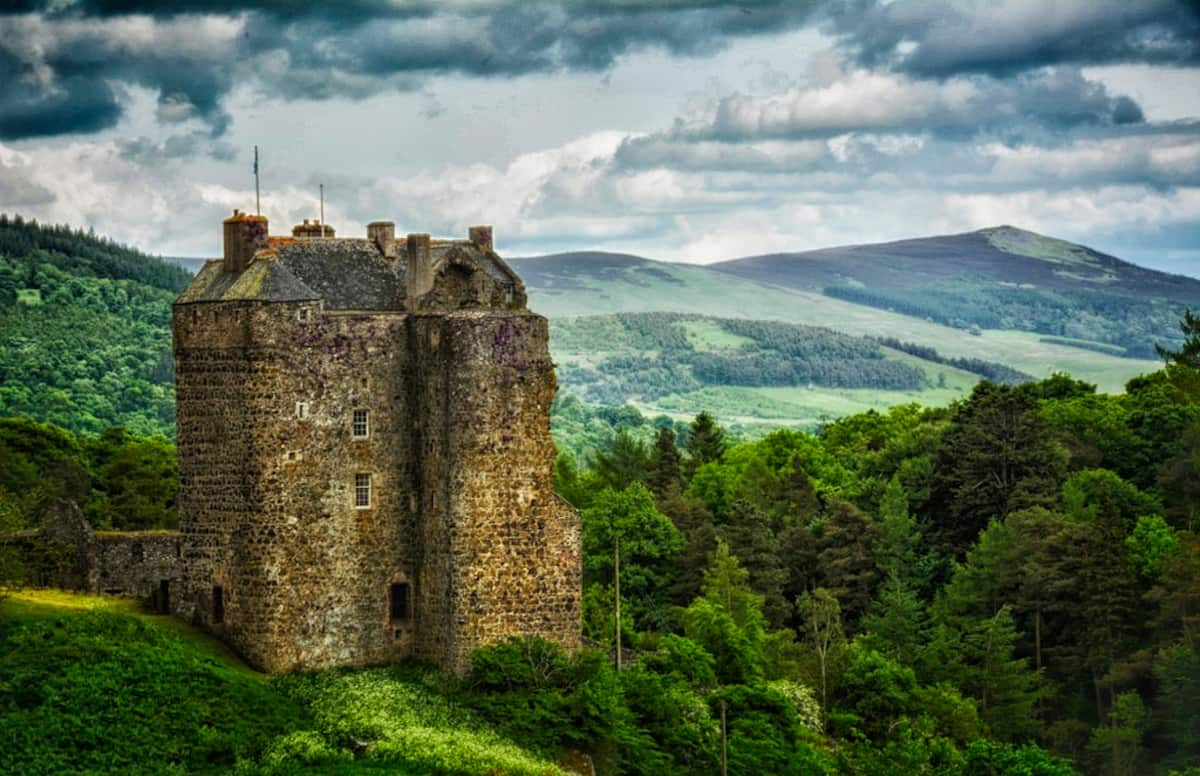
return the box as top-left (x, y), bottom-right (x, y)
top-left (172, 214), bottom-right (581, 673)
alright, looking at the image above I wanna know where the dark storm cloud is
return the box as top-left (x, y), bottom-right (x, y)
top-left (665, 66), bottom-right (1146, 145)
top-left (0, 73), bottom-right (123, 140)
top-left (826, 0), bottom-right (1200, 77)
top-left (0, 1), bottom-right (820, 140)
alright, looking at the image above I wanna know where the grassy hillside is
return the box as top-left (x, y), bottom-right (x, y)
top-left (0, 590), bottom-right (567, 775)
top-left (708, 226), bottom-right (1198, 358)
top-left (512, 253), bottom-right (1159, 394)
top-left (550, 313), bottom-right (1028, 428)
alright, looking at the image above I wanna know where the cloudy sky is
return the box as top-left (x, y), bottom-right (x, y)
top-left (1, 1), bottom-right (1197, 274)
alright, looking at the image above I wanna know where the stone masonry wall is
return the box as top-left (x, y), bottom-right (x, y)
top-left (92, 532), bottom-right (181, 608)
top-left (173, 301), bottom-right (262, 660)
top-left (175, 295), bottom-right (579, 674)
top-left (174, 299), bottom-right (416, 672)
top-left (411, 311), bottom-right (581, 672)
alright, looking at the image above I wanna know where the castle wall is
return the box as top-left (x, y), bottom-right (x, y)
top-left (411, 311), bottom-right (581, 672)
top-left (174, 300), bottom-right (416, 672)
top-left (173, 301), bottom-right (267, 662)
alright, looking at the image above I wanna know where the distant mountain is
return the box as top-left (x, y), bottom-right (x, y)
top-left (512, 226), bottom-right (1194, 367)
top-left (710, 226), bottom-right (1200, 303)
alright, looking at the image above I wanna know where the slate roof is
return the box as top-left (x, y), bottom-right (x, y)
top-left (175, 257), bottom-right (320, 305)
top-left (273, 238), bottom-right (407, 310)
top-left (176, 233), bottom-right (522, 311)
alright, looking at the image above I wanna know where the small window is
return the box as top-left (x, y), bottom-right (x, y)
top-left (352, 409), bottom-right (369, 439)
top-left (390, 583), bottom-right (410, 622)
top-left (297, 308), bottom-right (310, 322)
top-left (212, 586), bottom-right (224, 624)
top-left (296, 401), bottom-right (309, 419)
top-left (355, 473), bottom-right (372, 509)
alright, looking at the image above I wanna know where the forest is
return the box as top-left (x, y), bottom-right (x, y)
top-left (0, 215), bottom-right (186, 437)
top-left (3, 314), bottom-right (1199, 775)
top-left (1, 216), bottom-right (1198, 774)
top-left (825, 281), bottom-right (1188, 359)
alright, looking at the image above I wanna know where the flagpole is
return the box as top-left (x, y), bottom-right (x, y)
top-left (254, 146), bottom-right (261, 215)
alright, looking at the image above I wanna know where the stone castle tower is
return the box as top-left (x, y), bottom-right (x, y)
top-left (171, 212), bottom-right (581, 673)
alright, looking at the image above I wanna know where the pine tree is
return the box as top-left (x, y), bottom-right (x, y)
top-left (957, 606), bottom-right (1042, 742)
top-left (875, 475), bottom-right (920, 585)
top-left (687, 411), bottom-right (727, 473)
top-left (719, 500), bottom-right (791, 628)
top-left (647, 426), bottom-right (683, 500)
top-left (1155, 308), bottom-right (1200, 368)
top-left (862, 574), bottom-right (926, 667)
top-left (816, 499), bottom-right (880, 627)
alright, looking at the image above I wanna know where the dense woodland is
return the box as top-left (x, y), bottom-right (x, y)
top-left (4, 316), bottom-right (1200, 774)
top-left (0, 215), bottom-right (187, 437)
top-left (825, 281), bottom-right (1187, 359)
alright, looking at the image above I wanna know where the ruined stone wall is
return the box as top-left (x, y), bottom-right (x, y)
top-left (92, 532), bottom-right (181, 607)
top-left (411, 311), bottom-right (581, 672)
top-left (174, 299), bottom-right (416, 672)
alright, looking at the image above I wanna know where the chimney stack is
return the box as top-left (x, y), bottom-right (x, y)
top-left (223, 210), bottom-right (269, 273)
top-left (368, 221), bottom-right (396, 259)
top-left (292, 220), bottom-right (335, 238)
top-left (468, 225), bottom-right (493, 253)
top-left (406, 233), bottom-right (433, 298)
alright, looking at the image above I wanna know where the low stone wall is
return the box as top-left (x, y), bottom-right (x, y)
top-left (92, 531), bottom-right (182, 610)
top-left (12, 500), bottom-right (182, 612)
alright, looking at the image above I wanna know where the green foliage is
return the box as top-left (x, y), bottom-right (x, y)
top-left (552, 313), bottom-right (927, 408)
top-left (0, 255), bottom-right (178, 436)
top-left (0, 417), bottom-right (177, 530)
top-left (1125, 514), bottom-right (1180, 579)
top-left (930, 381), bottom-right (1067, 557)
top-left (826, 278), bottom-right (1187, 360)
top-left (0, 605), bottom-right (309, 774)
top-left (581, 483), bottom-right (682, 629)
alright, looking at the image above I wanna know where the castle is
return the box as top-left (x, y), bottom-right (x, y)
top-left (165, 212), bottom-right (581, 673)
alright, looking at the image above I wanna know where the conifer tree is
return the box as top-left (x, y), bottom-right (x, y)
top-left (719, 500), bottom-right (790, 628)
top-left (862, 574), bottom-right (925, 668)
top-left (687, 411), bottom-right (727, 473)
top-left (816, 499), bottom-right (880, 626)
top-left (647, 426), bottom-right (683, 500)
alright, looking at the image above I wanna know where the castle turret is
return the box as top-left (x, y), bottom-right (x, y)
top-left (406, 232), bottom-right (433, 298)
top-left (223, 211), bottom-right (268, 273)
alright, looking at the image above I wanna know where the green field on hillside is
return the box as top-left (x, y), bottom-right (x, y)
top-left (525, 261), bottom-right (1158, 394)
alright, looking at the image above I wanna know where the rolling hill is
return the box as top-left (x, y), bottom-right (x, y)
top-left (507, 227), bottom-right (1187, 397)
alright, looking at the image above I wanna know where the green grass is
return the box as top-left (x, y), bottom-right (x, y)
top-left (674, 318), bottom-right (755, 351)
top-left (0, 590), bottom-right (567, 776)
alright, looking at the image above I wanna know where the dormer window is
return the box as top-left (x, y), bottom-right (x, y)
top-left (352, 409), bottom-right (369, 439)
